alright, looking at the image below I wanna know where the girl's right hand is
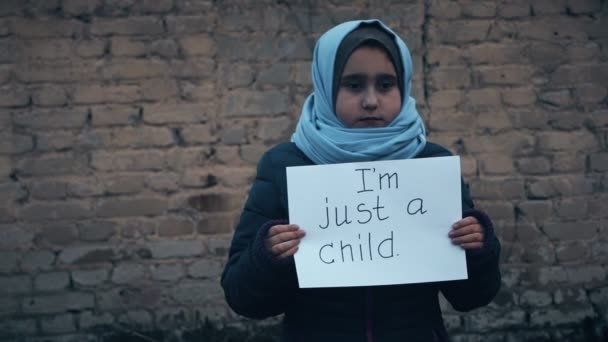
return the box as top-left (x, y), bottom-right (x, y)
top-left (264, 224), bottom-right (306, 259)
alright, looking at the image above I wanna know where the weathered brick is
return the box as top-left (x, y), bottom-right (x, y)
top-left (516, 157), bottom-right (551, 175)
top-left (470, 179), bottom-right (525, 200)
top-left (180, 124), bottom-right (216, 145)
top-left (0, 296), bottom-right (19, 317)
top-left (0, 224), bottom-right (34, 250)
top-left (549, 111), bottom-right (585, 132)
top-left (166, 147), bottom-right (211, 170)
top-left (474, 66), bottom-right (534, 86)
top-left (148, 240), bottom-right (204, 259)
top-left (429, 21), bottom-right (493, 44)
top-left (35, 272), bottom-right (70, 292)
top-left (552, 153), bottom-right (586, 173)
top-left (19, 201), bottom-right (93, 221)
top-left (29, 180), bottom-right (68, 199)
top-left (140, 78), bottom-right (180, 101)
top-left (59, 245), bottom-right (116, 264)
top-left (468, 43), bottom-right (525, 65)
top-left (62, 0), bottom-right (101, 16)
top-left (117, 310), bottom-right (154, 331)
top-left (543, 221), bottom-right (598, 240)
top-left (187, 193), bottom-right (241, 212)
top-left (461, 2), bottom-right (497, 18)
top-left (0, 318), bottom-right (38, 337)
top-left (0, 251), bottom-right (19, 273)
top-left (169, 280), bottom-right (222, 305)
top-left (520, 289), bottom-right (552, 307)
top-left (97, 197), bottom-right (167, 217)
top-left (257, 116), bottom-right (293, 142)
top-left (575, 83), bottom-right (607, 105)
top-left (165, 15), bottom-right (214, 34)
top-left (91, 17), bottom-right (164, 36)
top-left (21, 39), bottom-right (76, 60)
top-left (517, 201), bottom-right (552, 222)
top-left (78, 311), bottom-right (114, 329)
top-left (179, 35), bottom-right (216, 57)
top-left (12, 18), bottom-right (84, 38)
top-left (428, 111), bottom-right (474, 131)
top-left (241, 144), bottom-right (269, 165)
top-left (72, 83), bottom-right (142, 104)
top-left (427, 46), bottom-right (464, 67)
top-left (13, 109), bottom-right (87, 129)
top-left (84, 127), bottom-right (174, 149)
top-left (92, 150), bottom-right (166, 171)
top-left (36, 131), bottom-right (77, 152)
top-left (428, 90), bottom-right (463, 110)
top-left (157, 216), bottom-right (194, 237)
top-left (111, 263), bottom-right (147, 284)
top-left (0, 275), bottom-right (32, 295)
top-left (37, 222), bottom-right (79, 245)
top-left (501, 87), bottom-right (536, 107)
top-left (566, 264), bottom-right (606, 284)
top-left (478, 155), bottom-right (514, 175)
top-left (21, 250), bottom-right (55, 272)
top-left (155, 306), bottom-right (192, 329)
top-left (530, 305), bottom-right (596, 326)
top-left (32, 85), bottom-right (68, 107)
top-left (589, 153), bottom-right (608, 171)
top-left (555, 198), bottom-right (588, 220)
top-left (79, 221), bottom-right (116, 242)
top-left (257, 63), bottom-right (290, 86)
top-left (428, 67), bottom-right (471, 90)
top-left (196, 214), bottom-right (234, 234)
top-left (221, 127), bottom-right (248, 145)
top-left (110, 37), bottom-right (146, 57)
top-left (187, 259), bottom-right (222, 279)
top-left (428, 0), bottom-right (461, 19)
top-left (180, 81), bottom-right (217, 101)
top-left (555, 241), bottom-right (588, 262)
top-left (170, 58), bottom-right (215, 78)
top-left (90, 105), bottom-right (140, 126)
top-left (0, 132), bottom-right (34, 154)
top-left (551, 64), bottom-right (608, 85)
top-left (150, 262), bottom-right (184, 281)
top-left (538, 131), bottom-right (598, 151)
top-left (144, 103), bottom-right (208, 124)
top-left (555, 287), bottom-right (588, 306)
top-left (72, 268), bottom-right (109, 287)
top-left (66, 179), bottom-right (105, 197)
top-left (0, 84), bottom-right (30, 108)
top-left (223, 90), bottom-right (289, 117)
top-left (527, 176), bottom-right (594, 199)
top-left (23, 292), bottom-right (95, 314)
top-left (466, 309), bottom-right (526, 331)
top-left (467, 88), bottom-right (502, 108)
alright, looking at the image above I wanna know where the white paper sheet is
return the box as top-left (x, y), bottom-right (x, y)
top-left (287, 156), bottom-right (467, 288)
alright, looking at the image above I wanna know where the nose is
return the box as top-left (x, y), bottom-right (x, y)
top-left (362, 88), bottom-right (378, 111)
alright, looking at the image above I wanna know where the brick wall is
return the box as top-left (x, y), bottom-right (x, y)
top-left (0, 0), bottom-right (606, 341)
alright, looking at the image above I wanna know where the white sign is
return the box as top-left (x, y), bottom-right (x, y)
top-left (287, 156), bottom-right (467, 288)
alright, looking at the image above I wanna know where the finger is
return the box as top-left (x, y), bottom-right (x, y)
top-left (271, 239), bottom-right (300, 256)
top-left (451, 232), bottom-right (483, 245)
top-left (267, 229), bottom-right (306, 247)
top-left (449, 224), bottom-right (482, 238)
top-left (452, 216), bottom-right (479, 229)
top-left (459, 242), bottom-right (483, 250)
top-left (267, 224), bottom-right (299, 238)
top-left (278, 246), bottom-right (299, 259)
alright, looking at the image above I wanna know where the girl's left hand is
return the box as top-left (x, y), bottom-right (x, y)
top-left (449, 216), bottom-right (484, 249)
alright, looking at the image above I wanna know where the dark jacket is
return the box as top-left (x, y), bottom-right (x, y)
top-left (221, 142), bottom-right (501, 342)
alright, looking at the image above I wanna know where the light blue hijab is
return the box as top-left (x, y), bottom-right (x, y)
top-left (291, 19), bottom-right (427, 165)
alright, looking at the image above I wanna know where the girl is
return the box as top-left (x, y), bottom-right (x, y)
top-left (221, 19), bottom-right (501, 342)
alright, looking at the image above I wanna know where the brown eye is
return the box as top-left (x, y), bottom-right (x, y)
top-left (377, 75), bottom-right (397, 92)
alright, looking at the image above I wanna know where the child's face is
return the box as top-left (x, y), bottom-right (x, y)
top-left (335, 46), bottom-right (402, 128)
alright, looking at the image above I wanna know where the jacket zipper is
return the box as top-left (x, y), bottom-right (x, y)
top-left (366, 288), bottom-right (373, 342)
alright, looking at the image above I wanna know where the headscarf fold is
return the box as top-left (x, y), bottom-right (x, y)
top-left (291, 19), bottom-right (427, 165)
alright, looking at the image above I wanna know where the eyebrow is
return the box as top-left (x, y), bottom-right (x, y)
top-left (341, 73), bottom-right (397, 80)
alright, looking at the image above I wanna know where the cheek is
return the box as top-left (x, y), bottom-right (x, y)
top-left (335, 93), bottom-right (358, 123)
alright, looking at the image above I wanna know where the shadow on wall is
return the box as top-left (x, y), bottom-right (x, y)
top-left (96, 318), bottom-right (608, 342)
